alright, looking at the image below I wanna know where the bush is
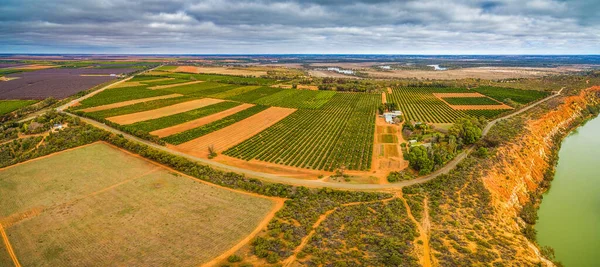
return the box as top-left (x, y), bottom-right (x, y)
top-left (227, 254), bottom-right (242, 263)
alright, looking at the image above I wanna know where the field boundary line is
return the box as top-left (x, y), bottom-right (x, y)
top-left (201, 198), bottom-right (286, 267)
top-left (0, 222), bottom-right (21, 267)
top-left (0, 141), bottom-right (101, 171)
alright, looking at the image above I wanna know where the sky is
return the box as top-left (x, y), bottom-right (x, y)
top-left (0, 0), bottom-right (599, 54)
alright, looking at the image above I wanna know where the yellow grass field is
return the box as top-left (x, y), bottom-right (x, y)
top-left (0, 142), bottom-right (276, 266)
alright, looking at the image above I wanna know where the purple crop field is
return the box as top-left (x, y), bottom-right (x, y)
top-left (0, 68), bottom-right (135, 100)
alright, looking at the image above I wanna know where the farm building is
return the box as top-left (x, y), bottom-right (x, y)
top-left (383, 110), bottom-right (403, 124)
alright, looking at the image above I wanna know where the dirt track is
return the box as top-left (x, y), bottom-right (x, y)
top-left (0, 223), bottom-right (21, 267)
top-left (107, 98), bottom-right (224, 125)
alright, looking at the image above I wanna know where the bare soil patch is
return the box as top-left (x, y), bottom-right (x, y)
top-left (148, 80), bottom-right (203, 90)
top-left (10, 64), bottom-right (56, 70)
top-left (174, 66), bottom-right (267, 77)
top-left (308, 70), bottom-right (359, 79)
top-left (107, 98), bottom-right (224, 125)
top-left (0, 142), bottom-right (276, 266)
top-left (213, 155), bottom-right (326, 180)
top-left (172, 107), bottom-right (296, 157)
top-left (371, 117), bottom-right (408, 182)
top-left (80, 94), bottom-right (183, 112)
top-left (150, 103), bottom-right (255, 138)
top-left (382, 92), bottom-right (387, 104)
top-left (366, 67), bottom-right (574, 80)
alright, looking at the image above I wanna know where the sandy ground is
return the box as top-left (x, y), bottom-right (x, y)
top-left (148, 80), bottom-right (203, 90)
top-left (365, 67), bottom-right (576, 80)
top-left (0, 142), bottom-right (277, 266)
top-left (308, 70), bottom-right (359, 79)
top-left (174, 66), bottom-right (267, 77)
top-left (214, 155), bottom-right (327, 180)
top-left (172, 107), bottom-right (296, 157)
top-left (107, 98), bottom-right (224, 125)
top-left (80, 94), bottom-right (183, 113)
top-left (150, 103), bottom-right (255, 138)
top-left (10, 64), bottom-right (56, 70)
top-left (382, 92), bottom-right (387, 104)
top-left (371, 117), bottom-right (409, 183)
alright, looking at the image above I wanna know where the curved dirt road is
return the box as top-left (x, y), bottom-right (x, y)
top-left (60, 86), bottom-right (562, 190)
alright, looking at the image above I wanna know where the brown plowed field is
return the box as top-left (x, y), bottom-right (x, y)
top-left (107, 98), bottom-right (224, 125)
top-left (150, 103), bottom-right (255, 138)
top-left (432, 92), bottom-right (485, 98)
top-left (148, 80), bottom-right (204, 90)
top-left (80, 94), bottom-right (183, 112)
top-left (172, 107), bottom-right (296, 157)
top-left (382, 92), bottom-right (387, 104)
top-left (174, 66), bottom-right (267, 77)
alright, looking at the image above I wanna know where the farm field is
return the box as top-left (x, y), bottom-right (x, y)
top-left (224, 93), bottom-right (379, 171)
top-left (0, 142), bottom-right (276, 266)
top-left (106, 98), bottom-right (224, 125)
top-left (473, 86), bottom-right (549, 104)
top-left (0, 68), bottom-right (135, 100)
top-left (441, 97), bottom-right (500, 105)
top-left (172, 106), bottom-right (296, 157)
top-left (0, 100), bottom-right (37, 115)
top-left (173, 66), bottom-right (268, 77)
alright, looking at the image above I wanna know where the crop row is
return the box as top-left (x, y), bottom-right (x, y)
top-left (473, 86), bottom-right (549, 104)
top-left (75, 85), bottom-right (173, 109)
top-left (162, 105), bottom-right (269, 145)
top-left (389, 87), bottom-right (466, 123)
top-left (157, 72), bottom-right (277, 86)
top-left (127, 101), bottom-right (241, 132)
top-left (226, 86), bottom-right (283, 102)
top-left (441, 97), bottom-right (501, 105)
top-left (224, 93), bottom-right (379, 171)
top-left (253, 89), bottom-right (336, 109)
top-left (85, 95), bottom-right (197, 119)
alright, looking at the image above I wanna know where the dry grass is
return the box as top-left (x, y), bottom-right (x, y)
top-left (365, 67), bottom-right (575, 80)
top-left (173, 107), bottom-right (296, 157)
top-left (0, 142), bottom-right (276, 266)
top-left (10, 64), bottom-right (56, 70)
top-left (107, 98), bottom-right (224, 125)
top-left (174, 66), bottom-right (267, 77)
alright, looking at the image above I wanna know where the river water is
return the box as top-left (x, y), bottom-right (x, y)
top-left (536, 116), bottom-right (600, 266)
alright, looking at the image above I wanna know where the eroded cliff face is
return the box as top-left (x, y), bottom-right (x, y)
top-left (481, 86), bottom-right (600, 262)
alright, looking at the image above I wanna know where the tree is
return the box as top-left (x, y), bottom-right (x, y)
top-left (408, 146), bottom-right (433, 174)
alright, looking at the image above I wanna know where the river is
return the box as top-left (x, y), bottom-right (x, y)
top-left (536, 115), bottom-right (600, 266)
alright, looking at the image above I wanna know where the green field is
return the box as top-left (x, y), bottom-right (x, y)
top-left (0, 142), bottom-right (275, 266)
top-left (224, 93), bottom-right (378, 171)
top-left (0, 100), bottom-right (37, 115)
top-left (388, 87), bottom-right (469, 123)
top-left (473, 86), bottom-right (549, 104)
top-left (442, 97), bottom-right (501, 105)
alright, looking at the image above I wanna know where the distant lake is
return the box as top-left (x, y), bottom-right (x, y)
top-left (536, 116), bottom-right (600, 266)
top-left (427, 64), bottom-right (447, 71)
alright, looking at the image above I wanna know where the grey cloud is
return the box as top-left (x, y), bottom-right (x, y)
top-left (0, 0), bottom-right (598, 54)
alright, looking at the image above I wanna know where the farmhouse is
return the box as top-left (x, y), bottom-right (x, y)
top-left (383, 110), bottom-right (403, 124)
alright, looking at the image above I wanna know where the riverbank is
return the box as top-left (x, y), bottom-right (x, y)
top-left (536, 116), bottom-right (600, 266)
top-left (479, 86), bottom-right (600, 265)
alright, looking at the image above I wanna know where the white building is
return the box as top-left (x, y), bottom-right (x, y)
top-left (382, 110), bottom-right (403, 124)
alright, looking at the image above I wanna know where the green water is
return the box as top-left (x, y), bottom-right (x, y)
top-left (536, 116), bottom-right (600, 266)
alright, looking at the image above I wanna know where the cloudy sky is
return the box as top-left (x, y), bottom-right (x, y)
top-left (0, 0), bottom-right (598, 54)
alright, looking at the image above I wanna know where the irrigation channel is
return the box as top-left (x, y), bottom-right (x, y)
top-left (536, 115), bottom-right (600, 267)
